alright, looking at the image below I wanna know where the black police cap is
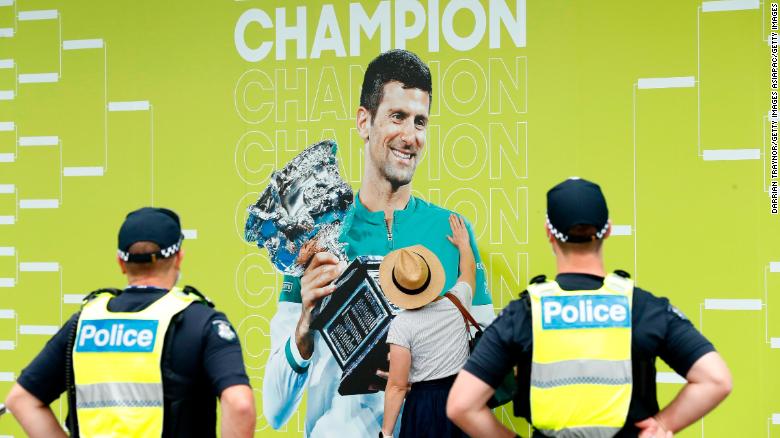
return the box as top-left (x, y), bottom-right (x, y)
top-left (546, 177), bottom-right (609, 243)
top-left (117, 207), bottom-right (183, 263)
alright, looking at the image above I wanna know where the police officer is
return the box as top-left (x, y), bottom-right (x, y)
top-left (446, 178), bottom-right (732, 438)
top-left (5, 207), bottom-right (256, 437)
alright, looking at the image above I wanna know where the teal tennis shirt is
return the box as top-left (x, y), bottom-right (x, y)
top-left (279, 192), bottom-right (492, 306)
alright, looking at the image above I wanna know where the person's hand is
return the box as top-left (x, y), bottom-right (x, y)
top-left (369, 353), bottom-right (410, 392)
top-left (447, 214), bottom-right (469, 251)
top-left (635, 416), bottom-right (673, 438)
top-left (295, 252), bottom-right (346, 359)
top-left (300, 252), bottom-right (344, 314)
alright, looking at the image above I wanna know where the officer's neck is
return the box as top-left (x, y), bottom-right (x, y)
top-left (126, 273), bottom-right (176, 290)
top-left (554, 252), bottom-right (606, 278)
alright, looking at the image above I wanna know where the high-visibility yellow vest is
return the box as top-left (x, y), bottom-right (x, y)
top-left (72, 287), bottom-right (198, 437)
top-left (528, 273), bottom-right (633, 438)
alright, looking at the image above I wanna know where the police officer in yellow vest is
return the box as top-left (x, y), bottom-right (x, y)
top-left (5, 207), bottom-right (256, 437)
top-left (446, 178), bottom-right (732, 438)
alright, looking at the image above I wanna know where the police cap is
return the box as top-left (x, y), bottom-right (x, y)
top-left (117, 207), bottom-right (184, 263)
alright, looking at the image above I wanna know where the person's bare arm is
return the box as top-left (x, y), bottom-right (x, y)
top-left (635, 351), bottom-right (731, 437)
top-left (220, 384), bottom-right (256, 438)
top-left (382, 344), bottom-right (411, 436)
top-left (296, 252), bottom-right (346, 359)
top-left (447, 214), bottom-right (475, 292)
top-left (4, 383), bottom-right (67, 438)
top-left (447, 371), bottom-right (516, 438)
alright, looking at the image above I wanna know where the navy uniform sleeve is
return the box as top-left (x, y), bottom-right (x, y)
top-left (657, 298), bottom-right (715, 377)
top-left (201, 310), bottom-right (250, 395)
top-left (463, 297), bottom-right (530, 388)
top-left (16, 313), bottom-right (79, 404)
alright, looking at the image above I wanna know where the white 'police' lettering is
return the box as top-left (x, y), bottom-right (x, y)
top-left (76, 319), bottom-right (158, 352)
top-left (541, 295), bottom-right (630, 330)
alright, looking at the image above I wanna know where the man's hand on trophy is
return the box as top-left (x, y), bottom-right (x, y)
top-left (301, 252), bottom-right (345, 314)
top-left (295, 252), bottom-right (346, 359)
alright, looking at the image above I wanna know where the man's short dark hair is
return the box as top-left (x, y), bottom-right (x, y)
top-left (360, 49), bottom-right (432, 119)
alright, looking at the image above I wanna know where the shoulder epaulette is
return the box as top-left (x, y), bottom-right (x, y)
top-left (182, 285), bottom-right (215, 308)
top-left (529, 274), bottom-right (547, 285)
top-left (613, 270), bottom-right (631, 279)
top-left (82, 287), bottom-right (122, 305)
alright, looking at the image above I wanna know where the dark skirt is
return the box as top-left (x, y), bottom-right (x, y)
top-left (400, 375), bottom-right (468, 438)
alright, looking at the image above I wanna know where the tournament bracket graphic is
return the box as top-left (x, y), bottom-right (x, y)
top-left (0, 0), bottom-right (775, 437)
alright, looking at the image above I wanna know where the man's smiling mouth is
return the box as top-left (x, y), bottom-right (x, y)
top-left (390, 148), bottom-right (414, 160)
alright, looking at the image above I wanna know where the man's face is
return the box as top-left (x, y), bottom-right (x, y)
top-left (361, 81), bottom-right (430, 187)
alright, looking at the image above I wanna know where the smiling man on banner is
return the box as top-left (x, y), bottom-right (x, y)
top-left (261, 49), bottom-right (495, 437)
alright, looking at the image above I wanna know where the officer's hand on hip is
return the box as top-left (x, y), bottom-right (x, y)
top-left (295, 252), bottom-right (346, 358)
top-left (635, 416), bottom-right (673, 438)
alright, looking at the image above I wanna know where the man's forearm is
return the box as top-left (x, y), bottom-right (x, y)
top-left (451, 405), bottom-right (515, 438)
top-left (295, 311), bottom-right (314, 359)
top-left (220, 385), bottom-right (256, 438)
top-left (5, 384), bottom-right (67, 438)
top-left (656, 380), bottom-right (730, 432)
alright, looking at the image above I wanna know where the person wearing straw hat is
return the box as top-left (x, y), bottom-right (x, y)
top-left (446, 178), bottom-right (732, 438)
top-left (380, 215), bottom-right (474, 438)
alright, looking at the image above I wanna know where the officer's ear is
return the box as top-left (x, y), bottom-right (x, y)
top-left (545, 224), bottom-right (555, 243)
top-left (174, 250), bottom-right (184, 270)
top-left (117, 256), bottom-right (128, 275)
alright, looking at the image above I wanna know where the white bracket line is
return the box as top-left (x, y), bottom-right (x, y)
top-left (0, 59), bottom-right (12, 69)
top-left (17, 9), bottom-right (57, 21)
top-left (637, 76), bottom-right (696, 89)
top-left (182, 229), bottom-right (198, 239)
top-left (0, 184), bottom-right (14, 194)
top-left (0, 372), bottom-right (14, 381)
top-left (18, 73), bottom-right (58, 84)
top-left (702, 149), bottom-right (761, 161)
top-left (19, 325), bottom-right (58, 335)
top-left (656, 372), bottom-right (686, 384)
top-left (63, 39), bottom-right (103, 50)
top-left (611, 225), bottom-right (632, 236)
top-left (63, 166), bottom-right (103, 177)
top-left (0, 121), bottom-right (14, 131)
top-left (108, 101), bottom-right (150, 112)
top-left (19, 262), bottom-right (59, 272)
top-left (703, 299), bottom-right (762, 310)
top-left (0, 247), bottom-right (14, 256)
top-left (19, 136), bottom-right (58, 147)
top-left (63, 294), bottom-right (84, 304)
top-left (696, 3), bottom-right (764, 163)
top-left (19, 199), bottom-right (59, 209)
top-left (702, 0), bottom-right (759, 12)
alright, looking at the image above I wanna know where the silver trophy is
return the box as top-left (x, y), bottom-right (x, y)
top-left (244, 140), bottom-right (354, 276)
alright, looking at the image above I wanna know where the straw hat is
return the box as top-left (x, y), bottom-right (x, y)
top-left (379, 245), bottom-right (445, 310)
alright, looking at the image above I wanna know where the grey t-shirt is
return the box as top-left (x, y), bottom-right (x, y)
top-left (386, 282), bottom-right (472, 383)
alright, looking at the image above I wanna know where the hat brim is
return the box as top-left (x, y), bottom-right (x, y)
top-left (379, 245), bottom-right (446, 310)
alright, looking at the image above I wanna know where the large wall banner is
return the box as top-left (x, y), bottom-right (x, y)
top-left (0, 0), bottom-right (775, 437)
